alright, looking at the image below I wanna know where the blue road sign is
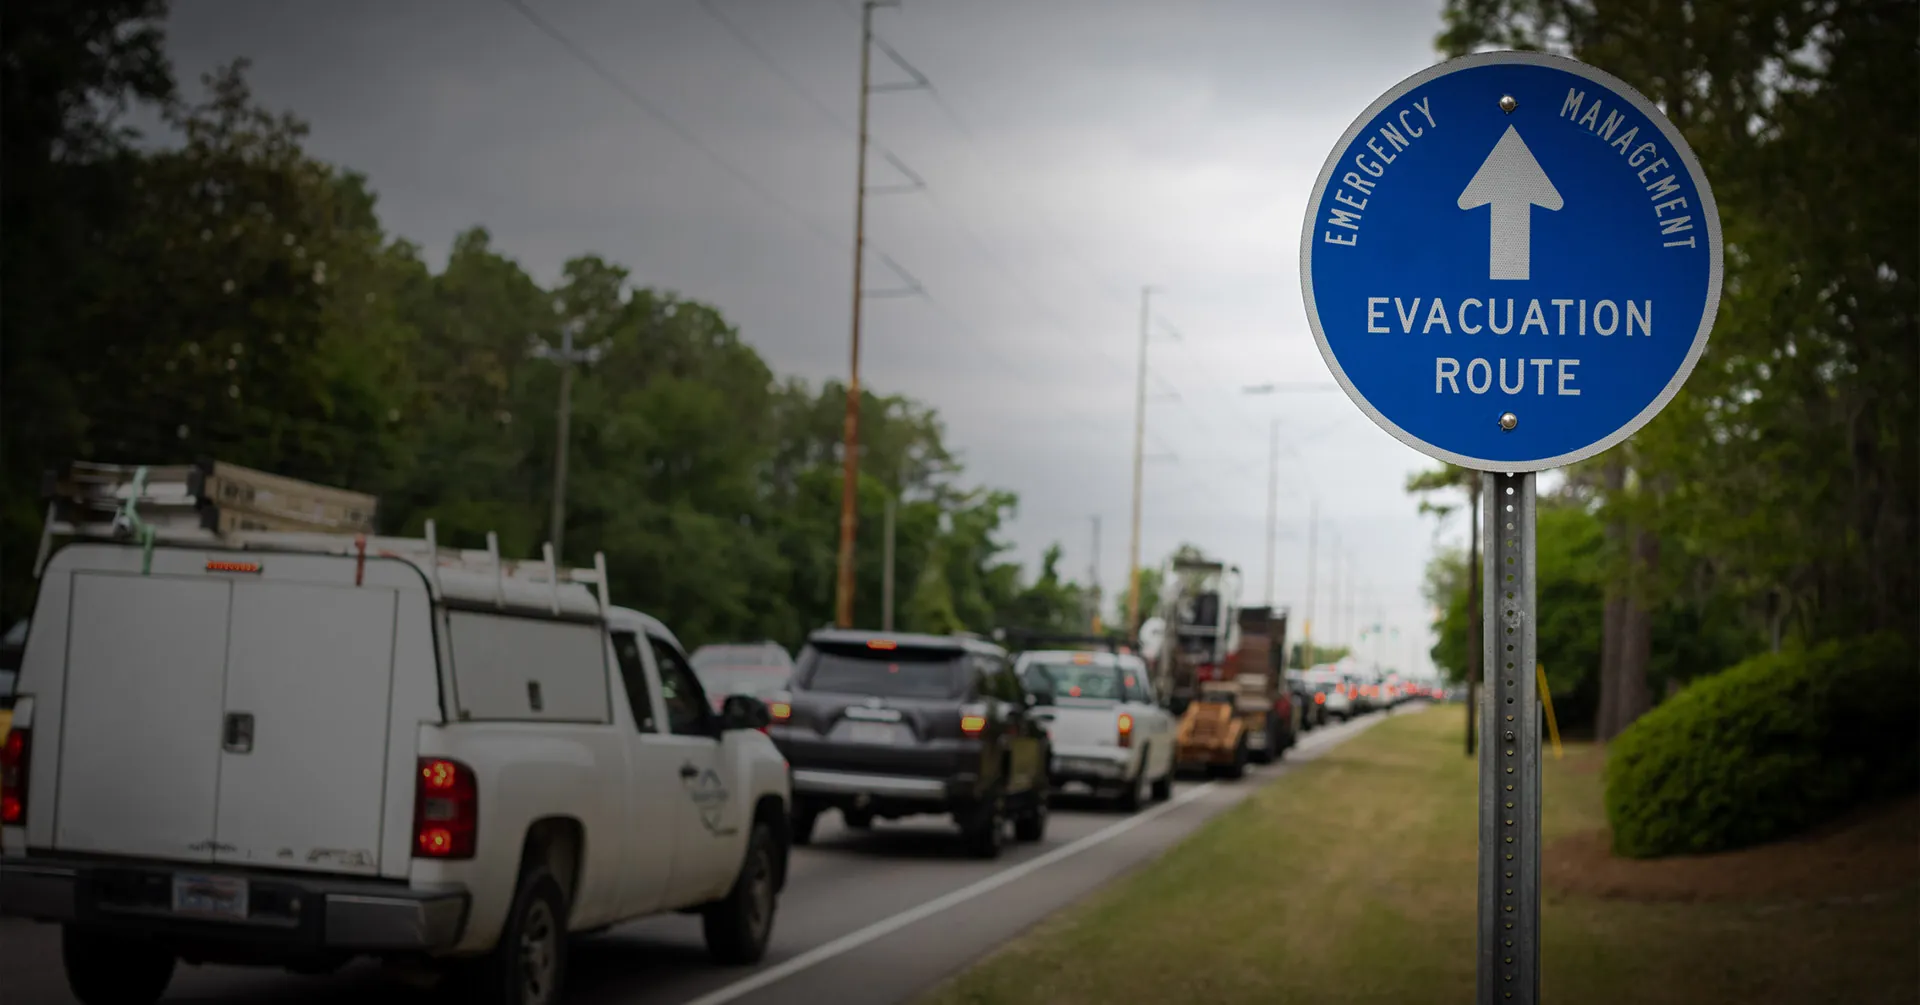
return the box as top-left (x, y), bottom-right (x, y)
top-left (1300, 51), bottom-right (1721, 471)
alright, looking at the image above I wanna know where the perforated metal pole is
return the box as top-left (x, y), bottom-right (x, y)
top-left (1478, 471), bottom-right (1540, 1003)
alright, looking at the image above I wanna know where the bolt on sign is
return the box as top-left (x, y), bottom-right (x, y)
top-left (1298, 50), bottom-right (1721, 1004)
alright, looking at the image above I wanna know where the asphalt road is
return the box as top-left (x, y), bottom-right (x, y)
top-left (1, 708), bottom-right (1404, 1005)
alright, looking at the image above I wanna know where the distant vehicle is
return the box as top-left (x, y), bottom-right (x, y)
top-left (1015, 645), bottom-right (1176, 811)
top-left (1, 465), bottom-right (793, 1005)
top-left (691, 641), bottom-right (795, 712)
top-left (767, 629), bottom-right (1051, 858)
top-left (1305, 667), bottom-right (1349, 721)
top-left (1286, 669), bottom-right (1324, 730)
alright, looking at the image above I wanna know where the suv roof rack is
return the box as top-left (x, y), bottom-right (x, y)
top-left (34, 461), bottom-right (611, 617)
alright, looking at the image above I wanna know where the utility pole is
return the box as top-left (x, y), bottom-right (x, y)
top-left (881, 495), bottom-right (896, 631)
top-left (833, 0), bottom-right (894, 628)
top-left (1264, 417), bottom-right (1279, 608)
top-left (531, 318), bottom-right (600, 559)
top-left (1304, 497), bottom-right (1317, 667)
top-left (1124, 285), bottom-right (1154, 635)
top-left (1327, 531), bottom-right (1341, 651)
top-left (1089, 515), bottom-right (1103, 634)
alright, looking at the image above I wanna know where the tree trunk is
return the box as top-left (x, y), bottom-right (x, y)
top-left (1595, 459), bottom-right (1628, 740)
top-left (1615, 528), bottom-right (1659, 733)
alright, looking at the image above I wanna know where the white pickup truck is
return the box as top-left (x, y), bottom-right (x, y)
top-left (1014, 649), bottom-right (1177, 811)
top-left (0, 523), bottom-right (792, 1005)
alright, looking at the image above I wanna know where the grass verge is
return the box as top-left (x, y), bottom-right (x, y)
top-left (918, 706), bottom-right (1920, 1005)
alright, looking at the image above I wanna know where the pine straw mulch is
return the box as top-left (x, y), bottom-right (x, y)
top-left (1546, 792), bottom-right (1920, 904)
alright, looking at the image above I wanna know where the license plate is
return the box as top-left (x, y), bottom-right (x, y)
top-left (847, 722), bottom-right (900, 744)
top-left (172, 872), bottom-right (248, 920)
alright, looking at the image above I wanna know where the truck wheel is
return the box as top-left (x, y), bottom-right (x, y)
top-left (1222, 737), bottom-right (1249, 780)
top-left (63, 927), bottom-right (176, 1005)
top-left (1116, 760), bottom-right (1150, 812)
top-left (1013, 789), bottom-right (1049, 842)
top-left (962, 795), bottom-right (1005, 859)
top-left (704, 821), bottom-right (779, 965)
top-left (451, 867), bottom-right (569, 1005)
top-left (791, 805), bottom-right (819, 846)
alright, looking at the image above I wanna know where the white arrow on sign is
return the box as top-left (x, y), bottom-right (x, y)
top-left (1457, 125), bottom-right (1563, 281)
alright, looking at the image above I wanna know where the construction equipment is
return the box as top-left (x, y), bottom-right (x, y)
top-left (1151, 554), bottom-right (1242, 713)
top-left (1152, 554), bottom-right (1269, 777)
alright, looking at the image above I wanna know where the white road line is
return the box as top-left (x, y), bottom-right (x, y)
top-left (678, 781), bottom-right (1221, 1005)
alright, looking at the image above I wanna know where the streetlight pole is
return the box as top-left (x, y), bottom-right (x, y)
top-left (531, 318), bottom-right (601, 559)
top-left (1125, 285), bottom-right (1154, 635)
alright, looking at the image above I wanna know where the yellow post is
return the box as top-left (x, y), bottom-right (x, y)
top-left (1536, 663), bottom-right (1563, 760)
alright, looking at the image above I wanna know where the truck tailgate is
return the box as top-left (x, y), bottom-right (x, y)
top-left (1035, 702), bottom-right (1121, 749)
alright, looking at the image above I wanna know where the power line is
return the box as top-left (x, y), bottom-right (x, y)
top-left (697, 0), bottom-right (1133, 379)
top-left (500, 0), bottom-right (925, 298)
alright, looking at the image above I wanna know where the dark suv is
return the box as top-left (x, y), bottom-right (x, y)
top-left (766, 629), bottom-right (1051, 858)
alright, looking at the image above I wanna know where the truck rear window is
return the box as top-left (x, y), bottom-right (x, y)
top-left (799, 644), bottom-right (965, 699)
top-left (1021, 662), bottom-right (1124, 701)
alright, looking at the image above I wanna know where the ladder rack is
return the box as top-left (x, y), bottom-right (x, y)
top-left (34, 461), bottom-right (611, 617)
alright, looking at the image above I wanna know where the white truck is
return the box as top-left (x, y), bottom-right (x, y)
top-left (0, 467), bottom-right (792, 1005)
top-left (1012, 645), bottom-right (1177, 812)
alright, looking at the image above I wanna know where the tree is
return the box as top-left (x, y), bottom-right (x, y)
top-left (1438, 0), bottom-right (1918, 737)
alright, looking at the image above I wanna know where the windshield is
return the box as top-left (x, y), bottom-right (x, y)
top-left (1021, 661), bottom-right (1126, 701)
top-left (694, 665), bottom-right (790, 697)
top-left (799, 644), bottom-right (966, 699)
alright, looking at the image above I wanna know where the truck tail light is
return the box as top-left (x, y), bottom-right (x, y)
top-left (1116, 713), bottom-right (1134, 748)
top-left (414, 757), bottom-right (477, 859)
top-left (959, 703), bottom-right (989, 737)
top-left (0, 728), bottom-right (29, 826)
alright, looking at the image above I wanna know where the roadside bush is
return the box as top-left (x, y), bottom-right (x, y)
top-left (1604, 632), bottom-right (1919, 858)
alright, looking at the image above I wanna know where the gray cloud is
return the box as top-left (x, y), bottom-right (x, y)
top-left (158, 0), bottom-right (1456, 671)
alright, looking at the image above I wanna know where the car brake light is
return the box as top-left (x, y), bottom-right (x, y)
top-left (414, 757), bottom-right (477, 859)
top-left (1, 728), bottom-right (29, 826)
top-left (1315, 692), bottom-right (1326, 704)
top-left (205, 560), bottom-right (262, 574)
top-left (867, 639), bottom-right (898, 650)
top-left (768, 691), bottom-right (792, 722)
top-left (959, 703), bottom-right (988, 737)
top-left (1116, 713), bottom-right (1134, 747)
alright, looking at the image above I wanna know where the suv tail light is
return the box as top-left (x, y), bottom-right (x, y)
top-left (959, 703), bottom-right (989, 737)
top-left (767, 690), bottom-right (793, 724)
top-left (1, 728), bottom-right (29, 826)
top-left (414, 757), bottom-right (477, 859)
top-left (1116, 713), bottom-right (1134, 748)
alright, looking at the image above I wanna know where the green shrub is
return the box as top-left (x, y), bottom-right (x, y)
top-left (1604, 632), bottom-right (1919, 858)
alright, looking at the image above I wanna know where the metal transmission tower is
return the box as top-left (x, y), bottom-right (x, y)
top-left (531, 318), bottom-right (606, 560)
top-left (834, 0), bottom-right (931, 629)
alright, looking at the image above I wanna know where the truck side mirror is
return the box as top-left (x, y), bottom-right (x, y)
top-left (719, 694), bottom-right (772, 731)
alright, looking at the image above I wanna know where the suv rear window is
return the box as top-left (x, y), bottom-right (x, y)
top-left (798, 642), bottom-right (967, 699)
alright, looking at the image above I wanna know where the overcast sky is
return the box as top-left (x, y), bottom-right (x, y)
top-left (158, 0), bottom-right (1464, 675)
